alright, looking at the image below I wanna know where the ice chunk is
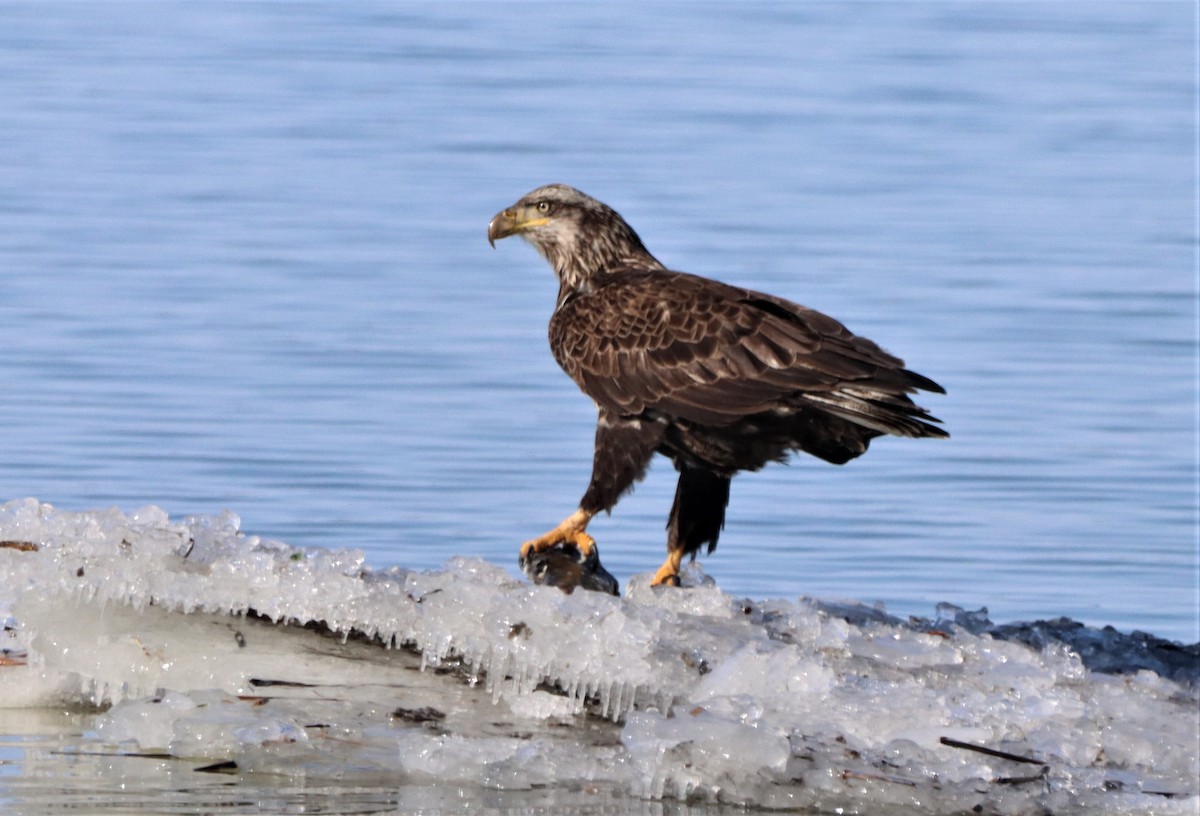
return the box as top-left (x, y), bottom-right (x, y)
top-left (622, 708), bottom-right (791, 802)
top-left (94, 691), bottom-right (199, 750)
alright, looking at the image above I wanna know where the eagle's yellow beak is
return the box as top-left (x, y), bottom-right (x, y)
top-left (487, 206), bottom-right (550, 247)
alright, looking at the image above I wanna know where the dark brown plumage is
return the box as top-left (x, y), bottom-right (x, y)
top-left (488, 184), bottom-right (946, 588)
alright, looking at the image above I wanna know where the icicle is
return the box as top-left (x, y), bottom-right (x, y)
top-left (488, 651), bottom-right (507, 703)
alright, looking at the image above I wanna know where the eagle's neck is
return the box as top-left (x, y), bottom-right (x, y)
top-left (545, 218), bottom-right (666, 310)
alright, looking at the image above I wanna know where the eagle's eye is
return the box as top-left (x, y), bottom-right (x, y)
top-left (536, 201), bottom-right (552, 215)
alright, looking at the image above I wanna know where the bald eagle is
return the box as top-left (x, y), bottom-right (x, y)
top-left (488, 184), bottom-right (946, 590)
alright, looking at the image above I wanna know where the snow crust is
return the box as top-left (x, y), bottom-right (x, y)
top-left (1, 499), bottom-right (1196, 813)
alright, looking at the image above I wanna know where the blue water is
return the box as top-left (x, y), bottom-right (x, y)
top-left (1, 2), bottom-right (1195, 643)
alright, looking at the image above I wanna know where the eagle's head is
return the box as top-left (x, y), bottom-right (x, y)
top-left (488, 184), bottom-right (661, 293)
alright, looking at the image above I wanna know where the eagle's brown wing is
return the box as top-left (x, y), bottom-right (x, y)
top-left (549, 269), bottom-right (945, 438)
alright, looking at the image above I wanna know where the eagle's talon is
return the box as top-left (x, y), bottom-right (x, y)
top-left (649, 551), bottom-right (684, 588)
top-left (566, 531), bottom-right (597, 559)
top-left (518, 508), bottom-right (596, 566)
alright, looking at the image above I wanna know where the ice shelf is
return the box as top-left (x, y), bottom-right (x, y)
top-left (1, 498), bottom-right (1196, 813)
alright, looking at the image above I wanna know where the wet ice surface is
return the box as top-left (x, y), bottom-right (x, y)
top-left (1, 500), bottom-right (1196, 815)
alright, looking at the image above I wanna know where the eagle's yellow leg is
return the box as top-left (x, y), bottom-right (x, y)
top-left (519, 508), bottom-right (596, 563)
top-left (649, 549), bottom-right (684, 587)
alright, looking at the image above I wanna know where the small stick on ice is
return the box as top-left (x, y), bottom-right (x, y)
top-left (939, 736), bottom-right (1046, 766)
top-left (841, 770), bottom-right (919, 787)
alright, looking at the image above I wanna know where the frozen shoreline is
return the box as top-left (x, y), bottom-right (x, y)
top-left (1, 499), bottom-right (1196, 813)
